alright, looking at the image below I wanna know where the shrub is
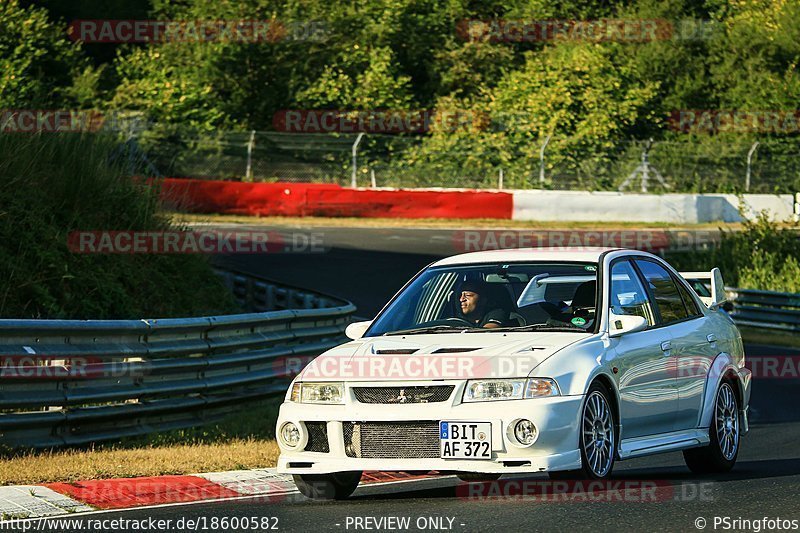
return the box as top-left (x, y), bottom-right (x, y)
top-left (667, 209), bottom-right (800, 293)
top-left (0, 133), bottom-right (236, 319)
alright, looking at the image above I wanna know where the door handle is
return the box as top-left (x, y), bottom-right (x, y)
top-left (707, 334), bottom-right (717, 344)
top-left (661, 341), bottom-right (672, 352)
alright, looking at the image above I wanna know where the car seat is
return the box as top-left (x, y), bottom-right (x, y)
top-left (548, 280), bottom-right (597, 329)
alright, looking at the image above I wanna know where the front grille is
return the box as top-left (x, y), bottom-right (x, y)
top-left (343, 421), bottom-right (440, 458)
top-left (304, 422), bottom-right (329, 453)
top-left (353, 386), bottom-right (454, 404)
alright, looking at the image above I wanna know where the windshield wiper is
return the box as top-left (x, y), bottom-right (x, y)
top-left (385, 325), bottom-right (472, 336)
top-left (467, 324), bottom-right (588, 333)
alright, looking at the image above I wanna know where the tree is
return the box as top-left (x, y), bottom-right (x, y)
top-left (0, 0), bottom-right (87, 108)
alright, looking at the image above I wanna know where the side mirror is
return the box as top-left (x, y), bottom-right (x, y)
top-left (608, 312), bottom-right (647, 338)
top-left (345, 320), bottom-right (372, 340)
top-left (710, 267), bottom-right (727, 309)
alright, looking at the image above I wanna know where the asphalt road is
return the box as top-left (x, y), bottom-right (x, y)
top-left (210, 224), bottom-right (446, 317)
top-left (34, 422), bottom-right (800, 533)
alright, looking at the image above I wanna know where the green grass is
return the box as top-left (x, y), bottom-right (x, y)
top-left (0, 133), bottom-right (236, 319)
top-left (0, 397), bottom-right (282, 485)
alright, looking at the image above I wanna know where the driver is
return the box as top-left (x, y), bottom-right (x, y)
top-left (458, 280), bottom-right (506, 329)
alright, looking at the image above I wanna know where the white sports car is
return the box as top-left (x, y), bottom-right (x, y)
top-left (276, 247), bottom-right (752, 500)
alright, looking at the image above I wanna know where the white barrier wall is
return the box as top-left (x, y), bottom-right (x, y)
top-left (511, 190), bottom-right (796, 223)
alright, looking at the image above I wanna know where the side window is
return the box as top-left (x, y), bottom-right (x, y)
top-left (635, 260), bottom-right (689, 325)
top-left (610, 260), bottom-right (655, 326)
top-left (676, 279), bottom-right (702, 317)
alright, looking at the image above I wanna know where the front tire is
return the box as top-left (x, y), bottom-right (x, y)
top-left (292, 471), bottom-right (362, 500)
top-left (550, 382), bottom-right (616, 480)
top-left (683, 381), bottom-right (739, 474)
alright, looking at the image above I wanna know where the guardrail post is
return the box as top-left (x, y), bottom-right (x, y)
top-left (351, 133), bottom-right (365, 188)
top-left (539, 134), bottom-right (551, 186)
top-left (745, 141), bottom-right (759, 192)
top-left (245, 130), bottom-right (256, 182)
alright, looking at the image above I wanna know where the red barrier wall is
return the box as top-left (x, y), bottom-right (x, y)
top-left (159, 178), bottom-right (513, 219)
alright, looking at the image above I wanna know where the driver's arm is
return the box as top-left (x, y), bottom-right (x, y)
top-left (481, 309), bottom-right (506, 328)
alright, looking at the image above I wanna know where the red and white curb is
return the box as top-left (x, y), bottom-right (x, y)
top-left (0, 469), bottom-right (437, 520)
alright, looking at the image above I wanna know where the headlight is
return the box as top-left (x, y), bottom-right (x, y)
top-left (290, 382), bottom-right (345, 404)
top-left (463, 378), bottom-right (559, 402)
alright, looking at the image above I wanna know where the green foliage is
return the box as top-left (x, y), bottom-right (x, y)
top-left (706, 0), bottom-right (800, 110)
top-left (0, 0), bottom-right (87, 108)
top-left (738, 252), bottom-right (800, 293)
top-left (295, 46), bottom-right (414, 109)
top-left (712, 211), bottom-right (800, 292)
top-left (0, 133), bottom-right (236, 319)
top-left (6, 0), bottom-right (800, 192)
top-left (667, 209), bottom-right (800, 293)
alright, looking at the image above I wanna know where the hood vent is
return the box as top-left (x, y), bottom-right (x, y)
top-left (374, 348), bottom-right (419, 355)
top-left (432, 347), bottom-right (480, 354)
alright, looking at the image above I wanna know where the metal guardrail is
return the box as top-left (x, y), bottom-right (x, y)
top-left (727, 287), bottom-right (800, 332)
top-left (0, 269), bottom-right (355, 449)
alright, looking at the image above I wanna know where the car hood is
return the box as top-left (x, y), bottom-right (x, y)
top-left (297, 331), bottom-right (590, 382)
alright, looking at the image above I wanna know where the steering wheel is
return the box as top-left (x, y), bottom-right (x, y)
top-left (415, 317), bottom-right (475, 328)
top-left (443, 317), bottom-right (474, 327)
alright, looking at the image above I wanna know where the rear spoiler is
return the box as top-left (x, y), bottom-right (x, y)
top-left (679, 267), bottom-right (727, 309)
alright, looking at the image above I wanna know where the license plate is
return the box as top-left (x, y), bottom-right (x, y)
top-left (440, 421), bottom-right (492, 459)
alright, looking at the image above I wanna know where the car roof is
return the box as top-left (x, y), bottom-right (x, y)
top-left (432, 247), bottom-right (621, 267)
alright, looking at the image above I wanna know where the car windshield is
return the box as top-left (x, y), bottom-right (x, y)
top-left (366, 262), bottom-right (599, 336)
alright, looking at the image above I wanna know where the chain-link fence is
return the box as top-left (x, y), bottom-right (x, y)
top-left (132, 128), bottom-right (800, 193)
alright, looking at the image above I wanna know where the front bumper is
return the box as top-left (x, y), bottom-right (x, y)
top-left (276, 382), bottom-right (584, 475)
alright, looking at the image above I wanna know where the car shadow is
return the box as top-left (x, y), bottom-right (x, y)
top-left (345, 457), bottom-right (800, 502)
top-left (612, 457), bottom-right (800, 483)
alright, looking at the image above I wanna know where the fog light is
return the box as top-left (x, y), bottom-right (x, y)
top-left (281, 422), bottom-right (300, 448)
top-left (514, 419), bottom-right (537, 445)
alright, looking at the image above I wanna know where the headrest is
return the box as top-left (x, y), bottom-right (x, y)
top-left (571, 281), bottom-right (597, 309)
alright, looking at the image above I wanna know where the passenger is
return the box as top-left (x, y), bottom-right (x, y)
top-left (458, 280), bottom-right (506, 329)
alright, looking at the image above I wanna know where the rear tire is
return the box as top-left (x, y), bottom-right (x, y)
top-left (683, 381), bottom-right (739, 474)
top-left (292, 471), bottom-right (362, 500)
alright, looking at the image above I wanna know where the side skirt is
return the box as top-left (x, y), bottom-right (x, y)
top-left (617, 429), bottom-right (710, 460)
